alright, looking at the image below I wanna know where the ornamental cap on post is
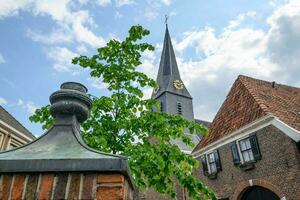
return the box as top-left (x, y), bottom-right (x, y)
top-left (49, 82), bottom-right (92, 123)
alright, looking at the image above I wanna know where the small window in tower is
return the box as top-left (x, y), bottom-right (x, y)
top-left (160, 102), bottom-right (163, 112)
top-left (177, 102), bottom-right (182, 115)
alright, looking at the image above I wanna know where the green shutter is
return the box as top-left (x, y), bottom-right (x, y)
top-left (214, 150), bottom-right (222, 171)
top-left (230, 142), bottom-right (241, 165)
top-left (249, 134), bottom-right (261, 161)
top-left (200, 155), bottom-right (209, 176)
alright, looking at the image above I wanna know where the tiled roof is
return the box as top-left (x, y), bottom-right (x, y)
top-left (0, 105), bottom-right (35, 140)
top-left (193, 75), bottom-right (300, 152)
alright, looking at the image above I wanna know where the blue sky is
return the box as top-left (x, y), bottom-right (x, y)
top-left (0, 0), bottom-right (299, 136)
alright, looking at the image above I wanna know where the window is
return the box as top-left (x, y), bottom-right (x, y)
top-left (207, 152), bottom-right (217, 173)
top-left (177, 102), bottom-right (182, 115)
top-left (8, 138), bottom-right (23, 150)
top-left (160, 102), bottom-right (163, 112)
top-left (239, 138), bottom-right (254, 162)
top-left (230, 134), bottom-right (261, 168)
top-left (296, 141), bottom-right (300, 153)
top-left (200, 150), bottom-right (222, 178)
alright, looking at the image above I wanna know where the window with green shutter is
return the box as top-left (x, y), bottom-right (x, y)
top-left (231, 134), bottom-right (262, 170)
top-left (201, 149), bottom-right (222, 178)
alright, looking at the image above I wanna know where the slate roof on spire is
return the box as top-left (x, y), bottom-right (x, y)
top-left (151, 26), bottom-right (192, 99)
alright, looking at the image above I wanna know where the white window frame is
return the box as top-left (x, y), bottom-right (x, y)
top-left (236, 136), bottom-right (255, 164)
top-left (0, 133), bottom-right (3, 148)
top-left (8, 137), bottom-right (23, 150)
top-left (205, 150), bottom-right (217, 174)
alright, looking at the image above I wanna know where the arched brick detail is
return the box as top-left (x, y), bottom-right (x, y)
top-left (232, 179), bottom-right (285, 200)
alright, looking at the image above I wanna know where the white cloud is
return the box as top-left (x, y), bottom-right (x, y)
top-left (88, 77), bottom-right (108, 90)
top-left (33, 0), bottom-right (71, 21)
top-left (17, 99), bottom-right (38, 114)
top-left (26, 28), bottom-right (73, 45)
top-left (76, 44), bottom-right (88, 53)
top-left (142, 0), bottom-right (175, 22)
top-left (97, 0), bottom-right (112, 6)
top-left (0, 53), bottom-right (5, 64)
top-left (137, 1), bottom-right (300, 121)
top-left (47, 47), bottom-right (80, 74)
top-left (169, 10), bottom-right (177, 17)
top-left (0, 0), bottom-right (33, 19)
top-left (160, 0), bottom-right (172, 6)
top-left (71, 10), bottom-right (106, 48)
top-left (25, 101), bottom-right (38, 114)
top-left (17, 99), bottom-right (24, 106)
top-left (176, 1), bottom-right (300, 121)
top-left (0, 0), bottom-right (108, 76)
top-left (115, 11), bottom-right (123, 19)
top-left (33, 1), bottom-right (106, 48)
top-left (144, 9), bottom-right (159, 22)
top-left (1, 0), bottom-right (106, 51)
top-left (266, 0), bottom-right (300, 83)
top-left (227, 11), bottom-right (256, 29)
top-left (0, 97), bottom-right (7, 105)
top-left (139, 50), bottom-right (157, 79)
top-left (115, 0), bottom-right (135, 7)
top-left (142, 0), bottom-right (161, 22)
top-left (77, 0), bottom-right (89, 5)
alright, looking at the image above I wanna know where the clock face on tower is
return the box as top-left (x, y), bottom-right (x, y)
top-left (173, 80), bottom-right (184, 89)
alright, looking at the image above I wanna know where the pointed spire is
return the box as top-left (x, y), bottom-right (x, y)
top-left (152, 24), bottom-right (192, 99)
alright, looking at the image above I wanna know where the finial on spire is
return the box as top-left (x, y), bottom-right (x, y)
top-left (165, 14), bottom-right (168, 27)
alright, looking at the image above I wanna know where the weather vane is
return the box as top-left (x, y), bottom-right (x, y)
top-left (165, 14), bottom-right (168, 26)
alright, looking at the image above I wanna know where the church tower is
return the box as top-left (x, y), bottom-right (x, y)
top-left (152, 25), bottom-right (198, 152)
top-left (152, 25), bottom-right (194, 121)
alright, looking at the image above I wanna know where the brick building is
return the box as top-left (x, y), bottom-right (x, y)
top-left (192, 75), bottom-right (300, 200)
top-left (0, 82), bottom-right (134, 200)
top-left (0, 105), bottom-right (35, 150)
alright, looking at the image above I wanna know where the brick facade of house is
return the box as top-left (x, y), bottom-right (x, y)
top-left (194, 125), bottom-right (300, 199)
top-left (0, 172), bottom-right (133, 200)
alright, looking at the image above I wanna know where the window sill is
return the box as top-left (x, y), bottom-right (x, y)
top-left (239, 161), bottom-right (255, 171)
top-left (207, 172), bottom-right (218, 180)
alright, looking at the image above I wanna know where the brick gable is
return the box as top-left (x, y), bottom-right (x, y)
top-left (193, 75), bottom-right (300, 152)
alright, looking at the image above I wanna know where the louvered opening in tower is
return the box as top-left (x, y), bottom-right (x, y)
top-left (177, 102), bottom-right (182, 115)
top-left (160, 102), bottom-right (164, 112)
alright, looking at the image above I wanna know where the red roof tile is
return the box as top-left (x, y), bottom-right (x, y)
top-left (193, 75), bottom-right (300, 152)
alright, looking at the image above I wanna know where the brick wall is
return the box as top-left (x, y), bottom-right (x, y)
top-left (0, 172), bottom-right (133, 200)
top-left (142, 178), bottom-right (185, 200)
top-left (195, 125), bottom-right (300, 199)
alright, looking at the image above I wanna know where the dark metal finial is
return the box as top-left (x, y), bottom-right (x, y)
top-left (49, 82), bottom-right (92, 123)
top-left (165, 14), bottom-right (168, 27)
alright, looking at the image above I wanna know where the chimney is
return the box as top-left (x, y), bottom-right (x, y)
top-left (0, 82), bottom-right (134, 200)
top-left (272, 81), bottom-right (276, 88)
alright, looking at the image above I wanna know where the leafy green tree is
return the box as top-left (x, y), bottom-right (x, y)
top-left (30, 25), bottom-right (216, 200)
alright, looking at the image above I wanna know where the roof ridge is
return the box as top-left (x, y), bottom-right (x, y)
top-left (0, 105), bottom-right (35, 139)
top-left (238, 76), bottom-right (270, 114)
top-left (238, 74), bottom-right (300, 90)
